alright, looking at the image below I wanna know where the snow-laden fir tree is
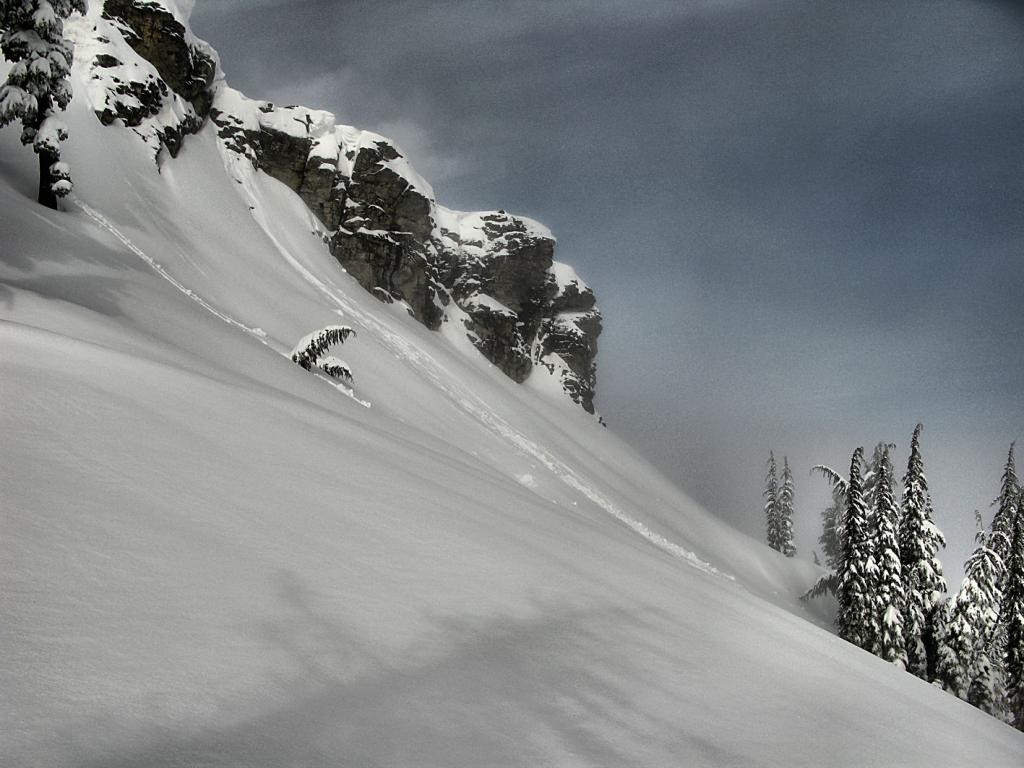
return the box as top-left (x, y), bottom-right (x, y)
top-left (934, 529), bottom-right (1005, 700)
top-left (990, 444), bottom-right (1019, 568)
top-left (968, 626), bottom-right (1010, 721)
top-left (816, 469), bottom-right (846, 572)
top-left (801, 464), bottom-right (848, 601)
top-left (1004, 490), bottom-right (1024, 731)
top-left (863, 442), bottom-right (896, 522)
top-left (291, 326), bottom-right (356, 382)
top-left (0, 0), bottom-right (86, 209)
top-left (764, 451), bottom-right (783, 553)
top-left (778, 456), bottom-right (796, 557)
top-left (898, 424), bottom-right (947, 680)
top-left (837, 447), bottom-right (878, 651)
top-left (871, 448), bottom-right (907, 667)
top-left (962, 447), bottom-right (1020, 718)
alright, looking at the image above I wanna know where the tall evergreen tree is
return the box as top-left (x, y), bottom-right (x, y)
top-left (969, 447), bottom-right (1020, 719)
top-left (811, 464), bottom-right (848, 567)
top-left (778, 456), bottom-right (796, 557)
top-left (898, 424), bottom-right (947, 680)
top-left (990, 444), bottom-right (1019, 567)
top-left (837, 448), bottom-right (877, 651)
top-left (863, 442), bottom-right (896, 513)
top-left (1004, 491), bottom-right (1024, 731)
top-left (818, 479), bottom-right (845, 571)
top-left (0, 0), bottom-right (86, 208)
top-left (934, 539), bottom-right (1005, 699)
top-left (800, 464), bottom-right (847, 601)
top-left (764, 451), bottom-right (782, 552)
top-left (872, 449), bottom-right (907, 667)
top-left (967, 636), bottom-right (1009, 721)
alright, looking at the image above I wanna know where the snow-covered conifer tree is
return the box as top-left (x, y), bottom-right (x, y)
top-left (800, 464), bottom-right (848, 601)
top-left (0, 0), bottom-right (86, 209)
top-left (967, 447), bottom-right (1021, 718)
top-left (764, 451), bottom-right (782, 553)
top-left (934, 539), bottom-right (1005, 700)
top-left (1004, 492), bottom-right (1024, 730)
top-left (837, 448), bottom-right (877, 651)
top-left (898, 424), bottom-right (947, 680)
top-left (291, 326), bottom-right (356, 382)
top-left (798, 466), bottom-right (847, 606)
top-left (862, 442), bottom-right (895, 526)
top-left (817, 473), bottom-right (845, 572)
top-left (990, 444), bottom-right (1019, 567)
top-left (967, 627), bottom-right (1010, 721)
top-left (778, 456), bottom-right (796, 557)
top-left (872, 449), bottom-right (907, 667)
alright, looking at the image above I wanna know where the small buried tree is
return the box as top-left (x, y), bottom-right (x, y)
top-left (291, 326), bottom-right (356, 382)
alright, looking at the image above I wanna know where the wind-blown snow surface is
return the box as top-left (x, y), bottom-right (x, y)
top-left (1, 17), bottom-right (1022, 768)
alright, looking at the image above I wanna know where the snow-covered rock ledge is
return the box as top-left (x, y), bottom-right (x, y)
top-left (76, 0), bottom-right (602, 414)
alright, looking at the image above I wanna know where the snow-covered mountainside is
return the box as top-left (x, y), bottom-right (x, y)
top-left (1, 3), bottom-right (1022, 766)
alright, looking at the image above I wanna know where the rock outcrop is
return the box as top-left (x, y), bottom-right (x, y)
top-left (82, 0), bottom-right (216, 157)
top-left (81, 1), bottom-right (601, 414)
top-left (208, 88), bottom-right (602, 413)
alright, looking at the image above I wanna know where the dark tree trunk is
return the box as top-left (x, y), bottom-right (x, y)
top-left (34, 93), bottom-right (60, 210)
top-left (924, 606), bottom-right (940, 682)
top-left (37, 148), bottom-right (59, 210)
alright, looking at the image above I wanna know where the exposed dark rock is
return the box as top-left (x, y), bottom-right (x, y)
top-left (94, 53), bottom-right (122, 68)
top-left (208, 107), bottom-right (259, 161)
top-left (94, 70), bottom-right (165, 127)
top-left (550, 278), bottom-right (597, 315)
top-left (298, 154), bottom-right (345, 230)
top-left (462, 299), bottom-right (533, 382)
top-left (255, 125), bottom-right (311, 190)
top-left (332, 229), bottom-right (442, 329)
top-left (327, 139), bottom-right (442, 327)
top-left (208, 108), bottom-right (345, 225)
top-left (98, 0), bottom-right (216, 156)
top-left (103, 0), bottom-right (215, 110)
top-left (537, 308), bottom-right (602, 414)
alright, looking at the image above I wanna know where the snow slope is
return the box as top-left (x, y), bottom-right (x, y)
top-left (1, 7), bottom-right (1022, 768)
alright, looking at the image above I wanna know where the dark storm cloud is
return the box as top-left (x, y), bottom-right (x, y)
top-left (192, 0), bottom-right (1024, 573)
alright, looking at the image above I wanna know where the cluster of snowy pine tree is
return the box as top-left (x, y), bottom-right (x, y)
top-left (804, 430), bottom-right (1024, 731)
top-left (934, 445), bottom-right (1024, 727)
top-left (763, 452), bottom-right (796, 557)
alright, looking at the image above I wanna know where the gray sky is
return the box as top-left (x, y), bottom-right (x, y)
top-left (191, 0), bottom-right (1024, 579)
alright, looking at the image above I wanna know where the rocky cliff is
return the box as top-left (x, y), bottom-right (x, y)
top-left (80, 0), bottom-right (216, 158)
top-left (78, 0), bottom-right (601, 414)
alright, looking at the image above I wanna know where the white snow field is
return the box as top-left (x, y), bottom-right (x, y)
top-left (1, 7), bottom-right (1023, 768)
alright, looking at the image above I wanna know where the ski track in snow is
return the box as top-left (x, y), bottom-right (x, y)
top-left (77, 200), bottom-right (271, 347)
top-left (246, 198), bottom-right (732, 581)
top-left (313, 371), bottom-right (372, 408)
top-left (78, 199), bottom-right (375, 409)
